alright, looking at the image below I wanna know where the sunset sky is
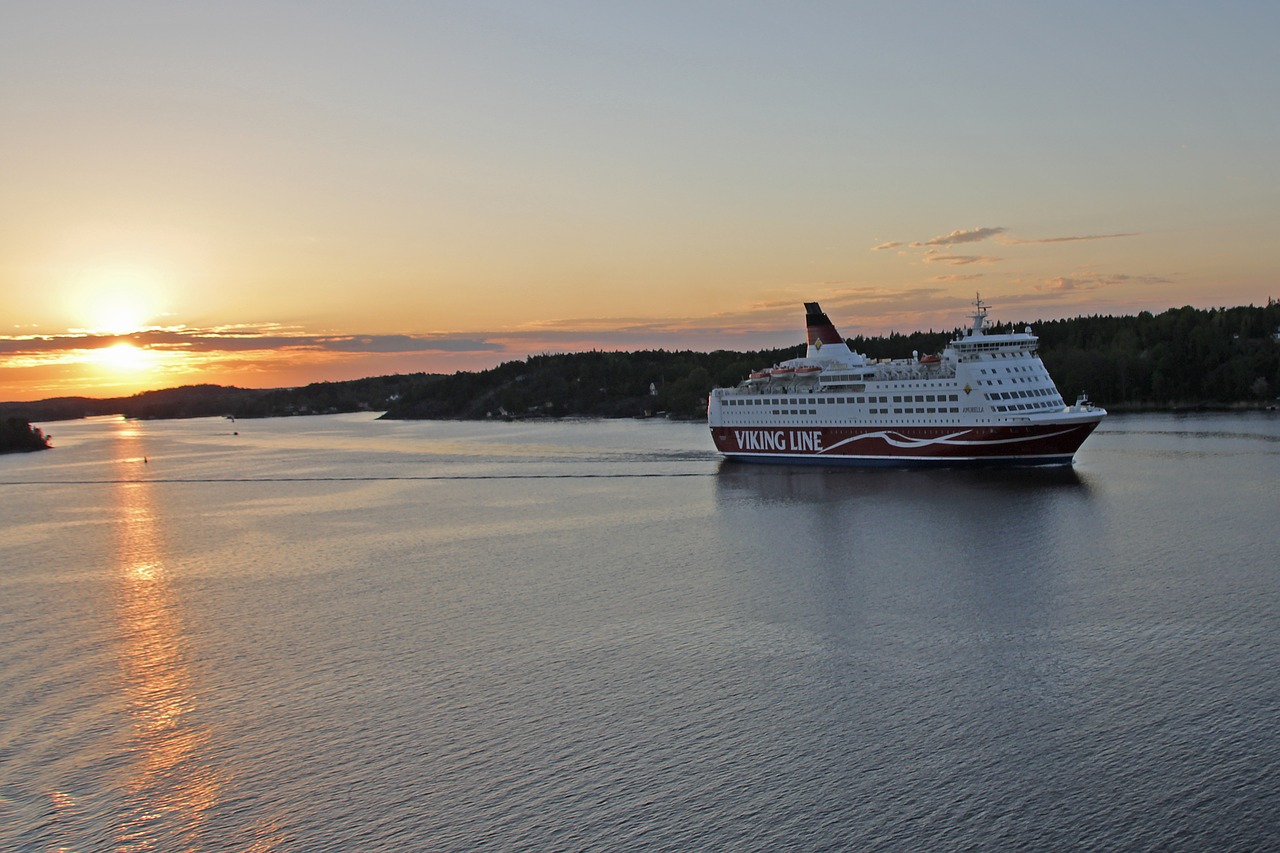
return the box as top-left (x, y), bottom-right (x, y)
top-left (3, 1), bottom-right (1277, 400)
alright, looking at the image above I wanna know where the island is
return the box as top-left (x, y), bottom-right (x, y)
top-left (0, 417), bottom-right (52, 454)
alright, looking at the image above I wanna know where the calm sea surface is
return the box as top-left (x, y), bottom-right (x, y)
top-left (2, 412), bottom-right (1277, 851)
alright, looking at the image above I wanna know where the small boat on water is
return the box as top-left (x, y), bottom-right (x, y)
top-left (707, 297), bottom-right (1106, 467)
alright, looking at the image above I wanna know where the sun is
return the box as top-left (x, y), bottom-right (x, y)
top-left (92, 342), bottom-right (158, 373)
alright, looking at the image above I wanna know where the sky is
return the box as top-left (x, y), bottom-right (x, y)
top-left (2, 1), bottom-right (1277, 400)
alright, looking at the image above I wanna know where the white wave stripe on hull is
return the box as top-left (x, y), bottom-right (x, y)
top-left (818, 427), bottom-right (1078, 453)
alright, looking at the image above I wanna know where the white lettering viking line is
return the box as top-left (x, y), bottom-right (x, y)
top-left (733, 430), bottom-right (822, 452)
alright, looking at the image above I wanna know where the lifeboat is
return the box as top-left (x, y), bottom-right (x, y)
top-left (746, 370), bottom-right (769, 384)
top-left (793, 365), bottom-right (822, 378)
top-left (919, 354), bottom-right (941, 365)
top-left (768, 366), bottom-right (794, 380)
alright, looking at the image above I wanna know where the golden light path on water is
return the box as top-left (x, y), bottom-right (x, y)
top-left (103, 421), bottom-right (283, 852)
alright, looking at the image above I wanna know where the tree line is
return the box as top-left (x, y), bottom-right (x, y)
top-left (383, 302), bottom-right (1280, 419)
top-left (0, 417), bottom-right (51, 453)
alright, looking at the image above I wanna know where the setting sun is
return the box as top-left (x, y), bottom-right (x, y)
top-left (93, 342), bottom-right (156, 373)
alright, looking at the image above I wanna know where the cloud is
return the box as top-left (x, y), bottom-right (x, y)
top-left (0, 327), bottom-right (506, 357)
top-left (932, 274), bottom-right (984, 282)
top-left (1033, 273), bottom-right (1171, 293)
top-left (872, 241), bottom-right (904, 251)
top-left (910, 227), bottom-right (1007, 247)
top-left (921, 253), bottom-right (1002, 266)
top-left (999, 232), bottom-right (1140, 245)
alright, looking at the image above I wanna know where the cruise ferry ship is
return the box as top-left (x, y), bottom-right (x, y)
top-left (708, 298), bottom-right (1105, 466)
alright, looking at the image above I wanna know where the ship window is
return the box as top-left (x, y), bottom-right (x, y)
top-left (893, 408), bottom-right (902, 414)
top-left (949, 394), bottom-right (958, 401)
top-left (893, 395), bottom-right (902, 402)
top-left (879, 396), bottom-right (888, 403)
top-left (926, 395), bottom-right (935, 402)
top-left (927, 407), bottom-right (936, 413)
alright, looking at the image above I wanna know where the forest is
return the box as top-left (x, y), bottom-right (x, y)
top-left (382, 302), bottom-right (1280, 419)
top-left (0, 417), bottom-right (51, 454)
top-left (3, 302), bottom-right (1278, 427)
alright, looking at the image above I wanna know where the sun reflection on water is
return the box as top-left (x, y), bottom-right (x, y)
top-left (108, 423), bottom-right (282, 851)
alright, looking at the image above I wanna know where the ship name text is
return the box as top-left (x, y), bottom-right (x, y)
top-left (733, 430), bottom-right (824, 452)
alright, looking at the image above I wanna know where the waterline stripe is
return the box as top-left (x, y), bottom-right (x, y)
top-left (0, 472), bottom-right (717, 485)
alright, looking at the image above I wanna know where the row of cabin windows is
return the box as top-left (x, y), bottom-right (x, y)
top-left (727, 406), bottom-right (957, 417)
top-left (724, 406), bottom-right (897, 416)
top-left (957, 346), bottom-right (1035, 355)
top-left (989, 387), bottom-right (1058, 401)
top-left (893, 393), bottom-right (959, 403)
top-left (980, 365), bottom-right (1046, 375)
top-left (994, 400), bottom-right (1060, 412)
top-left (725, 395), bottom-right (890, 406)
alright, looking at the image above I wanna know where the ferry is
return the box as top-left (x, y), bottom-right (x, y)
top-left (708, 298), bottom-right (1105, 466)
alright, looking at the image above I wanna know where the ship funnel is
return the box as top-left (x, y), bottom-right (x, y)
top-left (804, 302), bottom-right (858, 363)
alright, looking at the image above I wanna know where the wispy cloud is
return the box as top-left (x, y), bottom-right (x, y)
top-left (0, 326), bottom-right (505, 357)
top-left (910, 227), bottom-right (1007, 247)
top-left (872, 241), bottom-right (904, 251)
top-left (999, 232), bottom-right (1140, 245)
top-left (932, 274), bottom-right (984, 282)
top-left (921, 253), bottom-right (1002, 266)
top-left (1033, 272), bottom-right (1171, 293)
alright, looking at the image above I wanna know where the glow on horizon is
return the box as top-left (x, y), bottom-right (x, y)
top-left (2, 2), bottom-right (1278, 401)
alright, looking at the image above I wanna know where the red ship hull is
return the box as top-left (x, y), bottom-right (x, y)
top-left (710, 420), bottom-right (1101, 467)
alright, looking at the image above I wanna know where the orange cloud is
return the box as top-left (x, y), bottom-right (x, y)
top-left (921, 253), bottom-right (1002, 266)
top-left (1033, 273), bottom-right (1170, 292)
top-left (910, 227), bottom-right (1007, 247)
top-left (999, 232), bottom-right (1140, 245)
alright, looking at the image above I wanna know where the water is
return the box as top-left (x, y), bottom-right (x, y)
top-left (1, 412), bottom-right (1277, 851)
